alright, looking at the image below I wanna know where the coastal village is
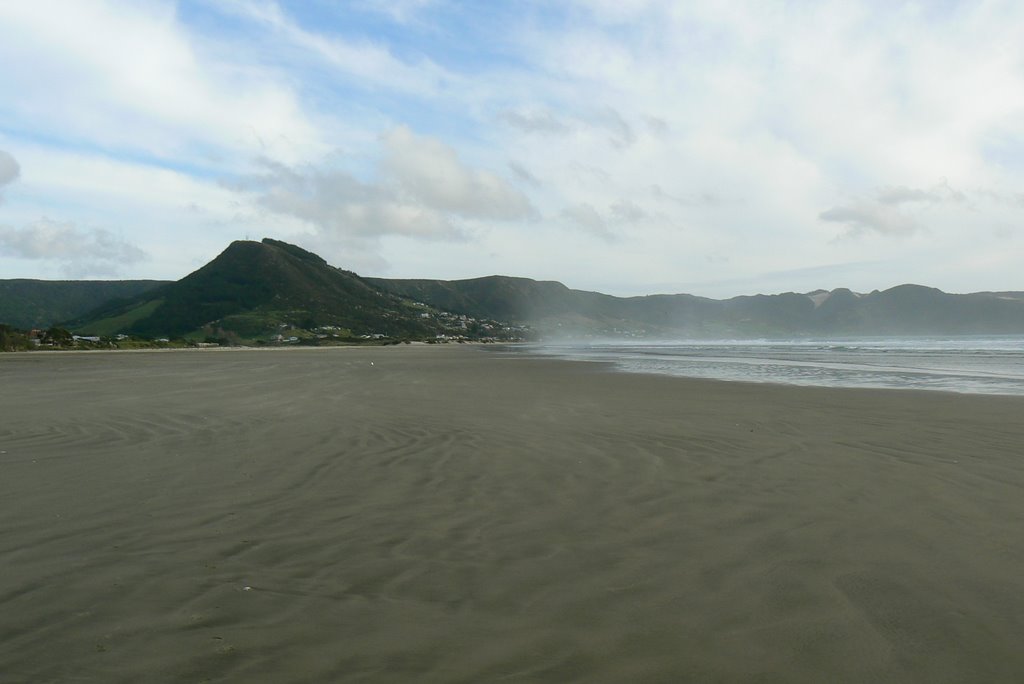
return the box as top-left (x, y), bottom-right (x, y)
top-left (1, 304), bottom-right (532, 352)
top-left (267, 307), bottom-right (532, 346)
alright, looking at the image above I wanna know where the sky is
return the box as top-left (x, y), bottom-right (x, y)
top-left (1, 0), bottom-right (1023, 297)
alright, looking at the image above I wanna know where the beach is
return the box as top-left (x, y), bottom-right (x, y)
top-left (2, 345), bottom-right (1024, 683)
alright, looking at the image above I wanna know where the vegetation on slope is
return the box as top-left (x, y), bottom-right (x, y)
top-left (373, 278), bottom-right (1024, 337)
top-left (65, 239), bottom-right (530, 343)
top-left (8, 239), bottom-right (1024, 343)
top-left (0, 279), bottom-right (166, 329)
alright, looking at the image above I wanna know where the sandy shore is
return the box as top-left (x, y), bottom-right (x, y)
top-left (2, 345), bottom-right (1024, 683)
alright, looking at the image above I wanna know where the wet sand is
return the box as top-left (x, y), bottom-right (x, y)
top-left (2, 345), bottom-right (1024, 683)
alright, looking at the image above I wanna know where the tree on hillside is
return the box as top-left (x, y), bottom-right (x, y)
top-left (0, 324), bottom-right (33, 352)
top-left (42, 326), bottom-right (73, 346)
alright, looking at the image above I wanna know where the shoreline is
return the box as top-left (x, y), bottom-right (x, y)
top-left (3, 345), bottom-right (1024, 682)
top-left (0, 339), bottom-right (493, 355)
top-left (502, 341), bottom-right (1024, 399)
top-left (7, 340), bottom-right (1024, 400)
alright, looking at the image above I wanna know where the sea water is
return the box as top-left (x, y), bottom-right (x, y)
top-left (524, 337), bottom-right (1024, 396)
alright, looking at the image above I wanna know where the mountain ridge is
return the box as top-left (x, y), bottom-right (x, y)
top-left (3, 239), bottom-right (1024, 338)
top-left (370, 277), bottom-right (1024, 337)
top-left (58, 239), bottom-right (527, 342)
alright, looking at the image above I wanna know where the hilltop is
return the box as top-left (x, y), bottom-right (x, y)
top-left (3, 238), bottom-right (1024, 343)
top-left (62, 239), bottom-right (528, 344)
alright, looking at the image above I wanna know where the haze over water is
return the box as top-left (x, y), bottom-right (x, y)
top-left (529, 337), bottom-right (1024, 396)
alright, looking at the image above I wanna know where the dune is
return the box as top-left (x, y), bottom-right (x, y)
top-left (2, 345), bottom-right (1024, 683)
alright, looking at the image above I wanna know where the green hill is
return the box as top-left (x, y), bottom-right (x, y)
top-left (0, 279), bottom-right (166, 329)
top-left (9, 239), bottom-right (1024, 341)
top-left (66, 239), bottom-right (491, 341)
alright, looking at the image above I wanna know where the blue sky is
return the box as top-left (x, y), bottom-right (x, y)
top-left (1, 0), bottom-right (1022, 296)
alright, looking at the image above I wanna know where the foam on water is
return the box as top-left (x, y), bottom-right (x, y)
top-left (526, 336), bottom-right (1024, 396)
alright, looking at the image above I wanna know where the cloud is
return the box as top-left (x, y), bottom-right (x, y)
top-left (821, 181), bottom-right (974, 237)
top-left (231, 126), bottom-right (534, 242)
top-left (560, 198), bottom-right (647, 239)
top-left (561, 203), bottom-right (614, 240)
top-left (650, 184), bottom-right (724, 207)
top-left (497, 106), bottom-right (636, 147)
top-left (0, 149), bottom-right (18, 186)
top-left (219, 0), bottom-right (451, 98)
top-left (3, 1), bottom-right (1024, 294)
top-left (609, 199), bottom-right (647, 222)
top-left (231, 158), bottom-right (459, 240)
top-left (644, 115), bottom-right (669, 136)
top-left (598, 107), bottom-right (635, 147)
top-left (875, 186), bottom-right (933, 205)
top-left (498, 108), bottom-right (573, 134)
top-left (353, 0), bottom-right (438, 25)
top-left (0, 149), bottom-right (19, 203)
top-left (977, 188), bottom-right (1024, 208)
top-left (0, 1), bottom-right (324, 168)
top-left (0, 218), bottom-right (147, 276)
top-left (508, 161), bottom-right (541, 186)
top-left (381, 126), bottom-right (534, 220)
top-left (819, 201), bottom-right (919, 237)
top-left (876, 181), bottom-right (966, 205)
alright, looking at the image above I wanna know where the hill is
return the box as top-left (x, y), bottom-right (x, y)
top-left (9, 239), bottom-right (1024, 341)
top-left (0, 279), bottom-right (166, 329)
top-left (66, 239), bottom-right (524, 342)
top-left (372, 278), bottom-right (1024, 337)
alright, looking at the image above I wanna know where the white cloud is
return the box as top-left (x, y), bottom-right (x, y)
top-left (233, 158), bottom-right (460, 240)
top-left (610, 200), bottom-right (647, 223)
top-left (0, 0), bottom-right (324, 167)
top-left (496, 106), bottom-right (636, 147)
top-left (381, 126), bottom-right (534, 220)
top-left (0, 150), bottom-right (18, 187)
top-left (498, 108), bottom-right (572, 135)
top-left (561, 203), bottom-right (614, 240)
top-left (876, 182), bottom-right (966, 206)
top-left (217, 0), bottom-right (453, 97)
top-left (480, 1), bottom-right (1024, 294)
top-left (557, 198), bottom-right (648, 242)
top-left (650, 185), bottom-right (725, 207)
top-left (507, 161), bottom-right (540, 186)
top-left (2, 1), bottom-right (1024, 296)
top-left (230, 126), bottom-right (534, 244)
top-left (819, 202), bottom-right (920, 238)
top-left (0, 219), bottom-right (147, 277)
top-left (0, 149), bottom-right (19, 204)
top-left (597, 107), bottom-right (635, 148)
top-left (0, 141), bottom-right (287, 279)
top-left (875, 186), bottom-right (935, 206)
top-left (820, 181), bottom-right (1004, 238)
top-left (354, 0), bottom-right (439, 25)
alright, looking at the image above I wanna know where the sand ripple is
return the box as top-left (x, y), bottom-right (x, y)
top-left (2, 347), bottom-right (1024, 682)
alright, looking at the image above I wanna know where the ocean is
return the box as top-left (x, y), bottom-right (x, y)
top-left (522, 337), bottom-right (1024, 396)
